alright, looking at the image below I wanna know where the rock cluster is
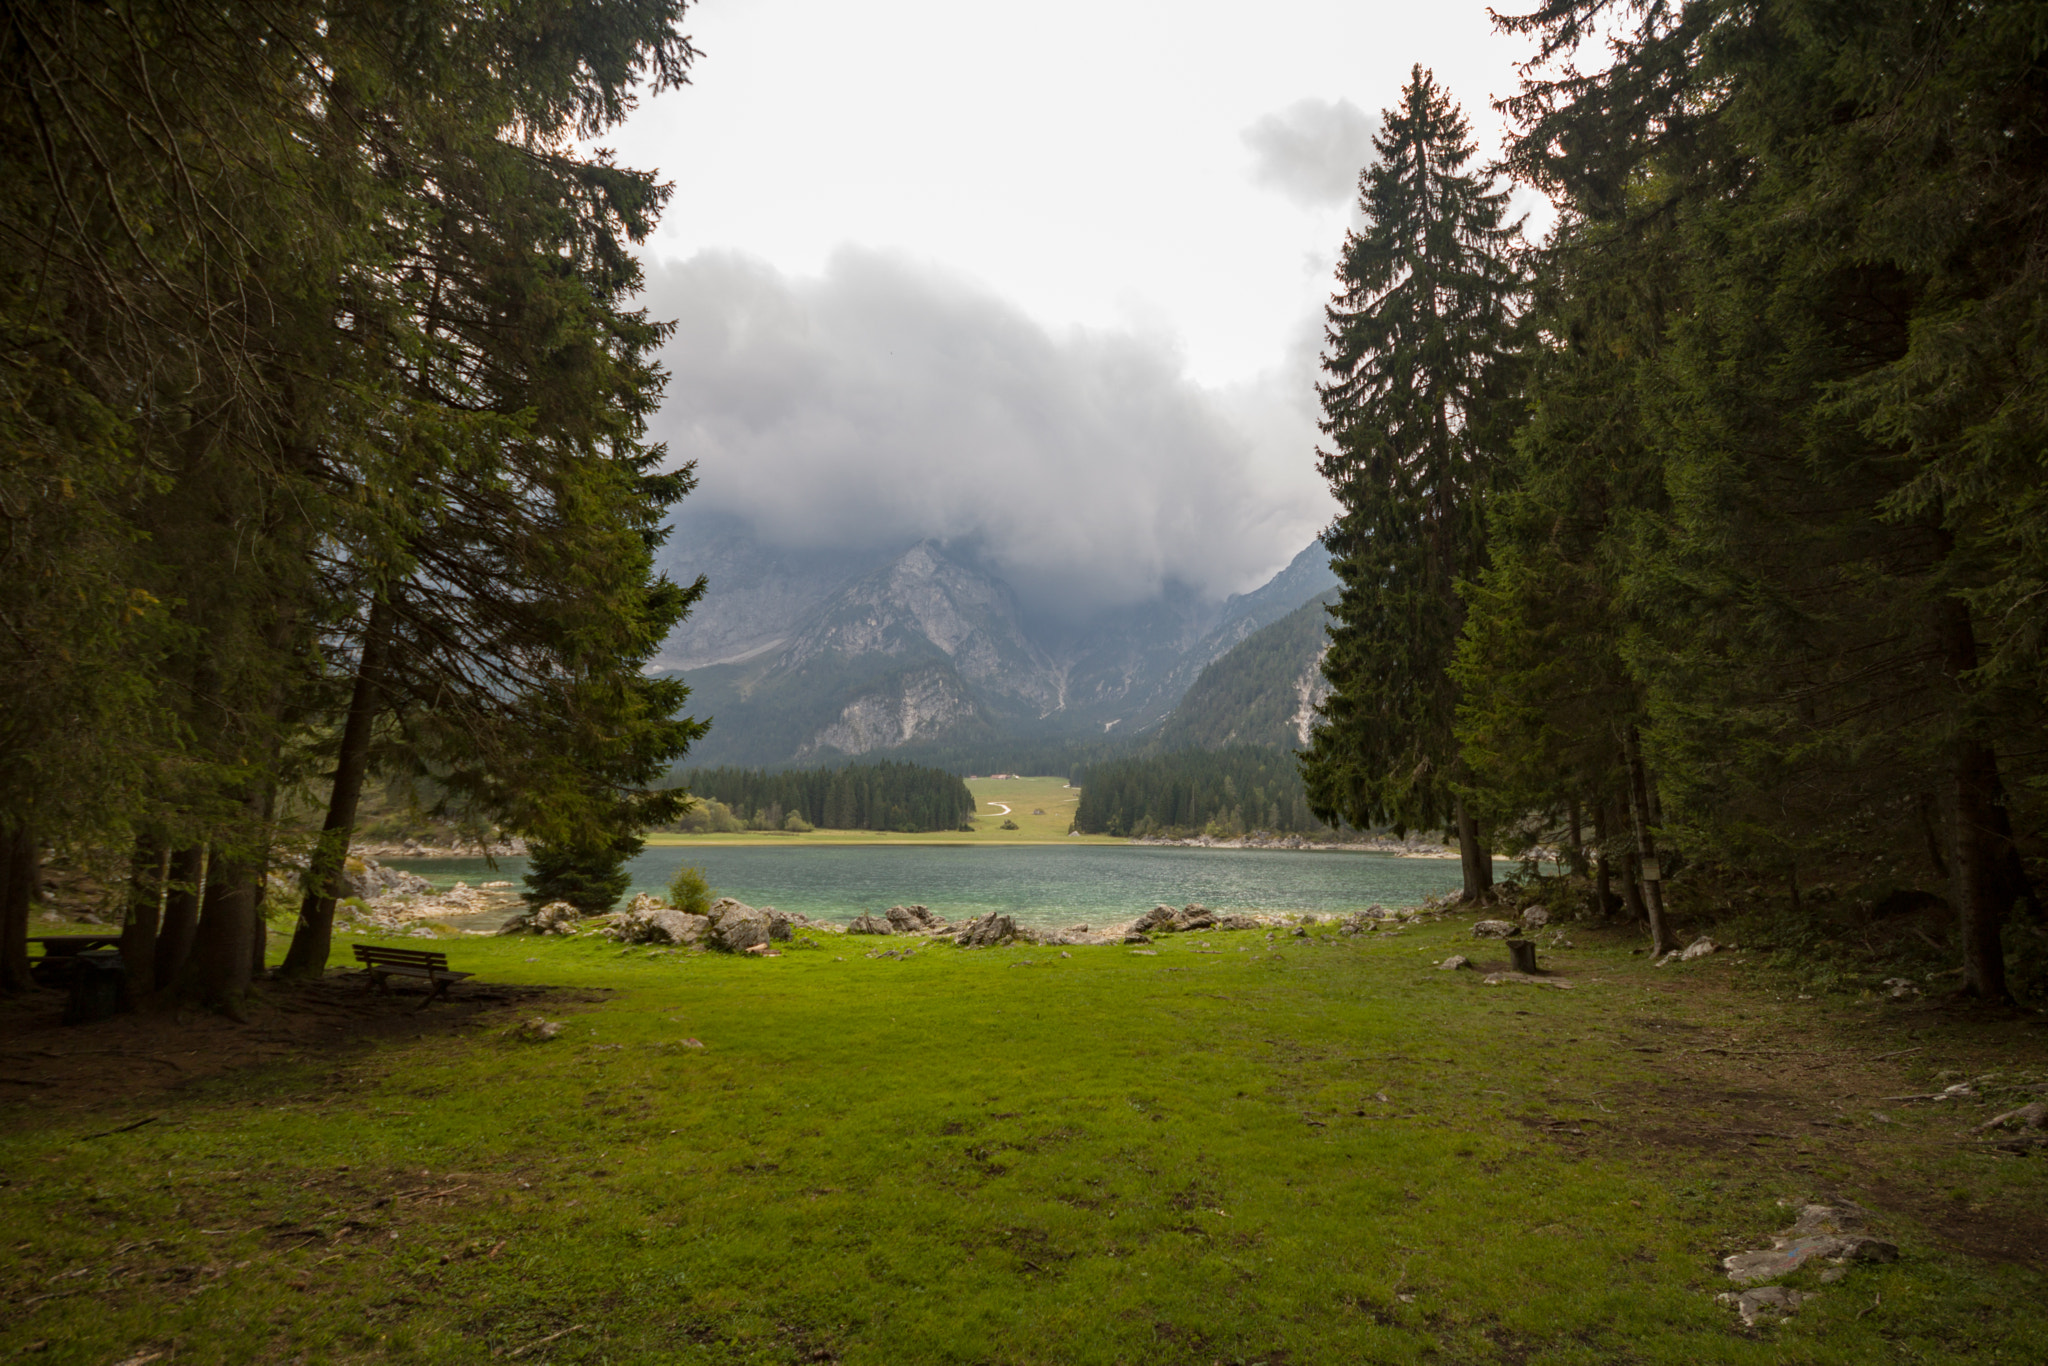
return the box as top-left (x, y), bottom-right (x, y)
top-left (705, 897), bottom-right (797, 952)
top-left (517, 901), bottom-right (584, 936)
top-left (1130, 903), bottom-right (1260, 935)
top-left (606, 893), bottom-right (711, 947)
top-left (955, 913), bottom-right (1019, 948)
top-left (1471, 919), bottom-right (1519, 939)
top-left (1656, 937), bottom-right (1721, 966)
top-left (848, 905), bottom-right (951, 935)
top-left (340, 857), bottom-right (434, 900)
top-left (888, 904), bottom-right (946, 933)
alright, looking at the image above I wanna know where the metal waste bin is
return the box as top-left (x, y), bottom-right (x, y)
top-left (62, 949), bottom-right (125, 1025)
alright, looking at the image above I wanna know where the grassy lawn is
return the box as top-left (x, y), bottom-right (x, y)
top-left (648, 776), bottom-right (1104, 847)
top-left (4, 916), bottom-right (2045, 1364)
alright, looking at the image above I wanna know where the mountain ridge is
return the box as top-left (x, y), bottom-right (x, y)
top-left (663, 527), bottom-right (1336, 767)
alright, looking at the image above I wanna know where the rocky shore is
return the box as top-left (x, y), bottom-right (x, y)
top-left (331, 853), bottom-right (1458, 947)
top-left (491, 891), bottom-right (1449, 955)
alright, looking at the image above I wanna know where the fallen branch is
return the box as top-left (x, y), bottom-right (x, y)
top-left (79, 1116), bottom-right (158, 1141)
top-left (505, 1324), bottom-right (586, 1358)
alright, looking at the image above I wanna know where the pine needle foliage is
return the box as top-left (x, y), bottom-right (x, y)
top-left (1301, 68), bottom-right (1525, 874)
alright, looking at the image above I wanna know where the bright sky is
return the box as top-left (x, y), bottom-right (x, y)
top-left (615, 0), bottom-right (1542, 609)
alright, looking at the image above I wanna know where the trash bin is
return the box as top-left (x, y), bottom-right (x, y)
top-left (63, 949), bottom-right (125, 1025)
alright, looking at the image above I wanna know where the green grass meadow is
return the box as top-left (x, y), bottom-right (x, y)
top-left (4, 918), bottom-right (2045, 1364)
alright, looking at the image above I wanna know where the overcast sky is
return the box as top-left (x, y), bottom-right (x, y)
top-left (618, 0), bottom-right (1538, 612)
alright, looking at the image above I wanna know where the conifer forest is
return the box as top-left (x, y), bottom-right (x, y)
top-left (1305, 6), bottom-right (2048, 1003)
top-left (1, 0), bottom-right (708, 1001)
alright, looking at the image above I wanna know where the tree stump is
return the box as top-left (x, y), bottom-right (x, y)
top-left (1507, 938), bottom-right (1539, 974)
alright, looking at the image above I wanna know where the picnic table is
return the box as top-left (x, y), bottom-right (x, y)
top-left (28, 935), bottom-right (122, 987)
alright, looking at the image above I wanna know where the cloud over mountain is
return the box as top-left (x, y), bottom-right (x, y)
top-left (641, 248), bottom-right (1331, 617)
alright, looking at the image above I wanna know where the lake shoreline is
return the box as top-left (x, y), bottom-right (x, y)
top-left (377, 842), bottom-right (1503, 932)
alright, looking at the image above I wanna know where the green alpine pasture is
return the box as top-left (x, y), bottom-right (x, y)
top-left (4, 920), bottom-right (2045, 1364)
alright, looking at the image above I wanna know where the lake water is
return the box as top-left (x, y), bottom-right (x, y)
top-left (384, 844), bottom-right (1504, 931)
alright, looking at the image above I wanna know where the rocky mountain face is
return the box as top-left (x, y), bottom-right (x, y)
top-left (661, 522), bottom-right (1338, 767)
top-left (1149, 590), bottom-right (1338, 752)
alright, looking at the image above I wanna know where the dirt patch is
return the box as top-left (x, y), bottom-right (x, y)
top-left (1558, 939), bottom-right (2048, 1269)
top-left (0, 971), bottom-right (605, 1121)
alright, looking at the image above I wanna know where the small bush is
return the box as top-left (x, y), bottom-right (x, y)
top-left (668, 864), bottom-right (714, 916)
top-left (999, 818), bottom-right (1020, 831)
top-left (783, 811), bottom-right (815, 833)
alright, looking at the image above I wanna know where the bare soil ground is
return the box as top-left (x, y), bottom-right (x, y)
top-left (0, 973), bottom-right (600, 1119)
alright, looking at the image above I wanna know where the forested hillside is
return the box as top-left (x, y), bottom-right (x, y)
top-left (1151, 591), bottom-right (1337, 752)
top-left (1072, 748), bottom-right (1336, 839)
top-left (675, 763), bottom-right (976, 833)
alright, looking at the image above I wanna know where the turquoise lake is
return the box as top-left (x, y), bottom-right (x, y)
top-left (385, 844), bottom-right (1508, 931)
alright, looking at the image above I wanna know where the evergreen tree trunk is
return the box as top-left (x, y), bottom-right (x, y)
top-left (283, 598), bottom-right (392, 979)
top-left (1623, 723), bottom-right (1678, 955)
top-left (1591, 800), bottom-right (1614, 917)
top-left (156, 845), bottom-right (206, 990)
top-left (1937, 596), bottom-right (2014, 1000)
top-left (1620, 848), bottom-right (1647, 924)
top-left (1951, 741), bottom-right (2013, 1000)
top-left (183, 852), bottom-right (257, 1011)
top-left (1566, 799), bottom-right (1588, 877)
top-left (1919, 792), bottom-right (1950, 880)
top-left (0, 821), bottom-right (38, 994)
top-left (118, 834), bottom-right (167, 1009)
top-left (1455, 799), bottom-right (1492, 902)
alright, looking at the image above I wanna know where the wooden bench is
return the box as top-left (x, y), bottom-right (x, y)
top-left (352, 945), bottom-right (472, 1007)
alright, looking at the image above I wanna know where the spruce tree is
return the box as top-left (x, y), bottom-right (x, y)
top-left (1301, 67), bottom-right (1524, 901)
top-left (1491, 0), bottom-right (2048, 995)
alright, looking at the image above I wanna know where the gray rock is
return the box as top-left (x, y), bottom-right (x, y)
top-left (607, 904), bottom-right (710, 946)
top-left (1472, 920), bottom-right (1518, 939)
top-left (1784, 1202), bottom-right (1869, 1237)
top-left (1132, 902), bottom-right (1219, 934)
top-left (341, 856), bottom-right (435, 900)
top-left (956, 913), bottom-right (1018, 948)
top-left (886, 904), bottom-right (943, 933)
top-left (1123, 931), bottom-right (1152, 945)
top-left (1438, 955), bottom-right (1473, 971)
top-left (1211, 914), bottom-right (1260, 931)
top-left (1133, 904), bottom-right (1179, 932)
top-left (1520, 904), bottom-right (1551, 929)
top-left (846, 913), bottom-right (893, 935)
top-left (1723, 1203), bottom-right (1897, 1284)
top-left (1715, 1286), bottom-right (1817, 1326)
top-left (1678, 937), bottom-right (1718, 961)
top-left (505, 900), bottom-right (583, 936)
top-left (711, 907), bottom-right (775, 953)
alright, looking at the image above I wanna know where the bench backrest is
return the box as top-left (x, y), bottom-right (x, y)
top-left (353, 944), bottom-right (450, 971)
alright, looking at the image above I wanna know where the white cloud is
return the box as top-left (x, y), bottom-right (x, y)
top-left (1242, 98), bottom-right (1379, 209)
top-left (643, 248), bottom-right (1334, 616)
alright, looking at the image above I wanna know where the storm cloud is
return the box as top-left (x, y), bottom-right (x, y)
top-left (642, 248), bottom-right (1331, 616)
top-left (1241, 98), bottom-right (1378, 209)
